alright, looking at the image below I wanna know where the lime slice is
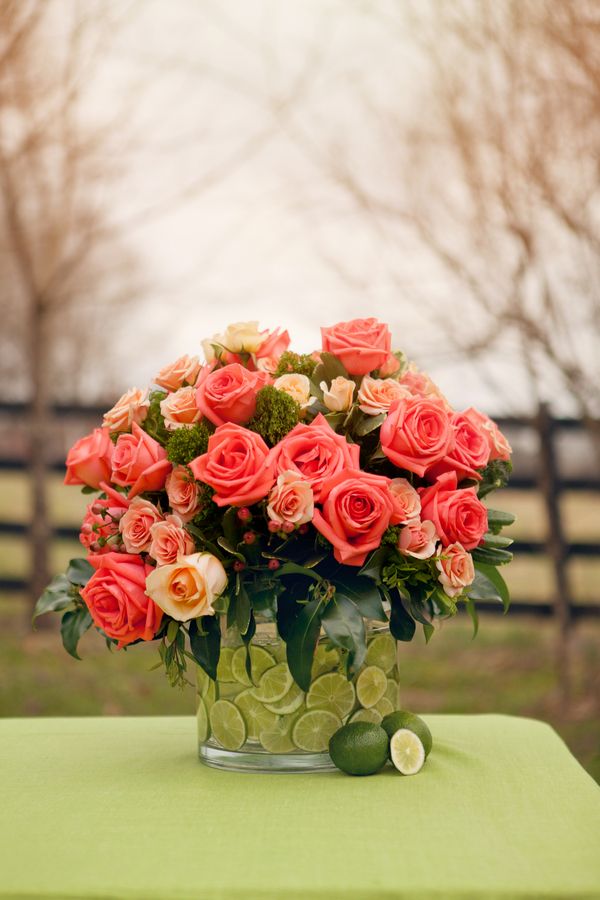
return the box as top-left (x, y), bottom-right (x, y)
top-left (218, 681), bottom-right (245, 700)
top-left (356, 666), bottom-right (387, 709)
top-left (264, 681), bottom-right (305, 715)
top-left (259, 715), bottom-right (296, 753)
top-left (209, 699), bottom-right (247, 751)
top-left (196, 666), bottom-right (214, 698)
top-left (292, 709), bottom-right (342, 752)
top-left (311, 644), bottom-right (340, 677)
top-left (216, 647), bottom-right (236, 682)
top-left (251, 662), bottom-right (293, 704)
top-left (231, 645), bottom-right (276, 687)
top-left (390, 728), bottom-right (425, 775)
top-left (272, 641), bottom-right (288, 664)
top-left (384, 678), bottom-right (399, 706)
top-left (366, 633), bottom-right (397, 674)
top-left (306, 672), bottom-right (356, 720)
top-left (234, 689), bottom-right (277, 740)
top-left (196, 696), bottom-right (210, 742)
top-left (349, 707), bottom-right (382, 725)
top-left (375, 697), bottom-right (394, 718)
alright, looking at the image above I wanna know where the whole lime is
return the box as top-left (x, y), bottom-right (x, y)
top-left (381, 710), bottom-right (432, 757)
top-left (328, 722), bottom-right (389, 776)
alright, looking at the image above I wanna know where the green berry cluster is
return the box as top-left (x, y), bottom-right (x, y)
top-left (248, 385), bottom-right (301, 446)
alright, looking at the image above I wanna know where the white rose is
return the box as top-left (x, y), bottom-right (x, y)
top-left (320, 376), bottom-right (355, 412)
top-left (274, 373), bottom-right (315, 409)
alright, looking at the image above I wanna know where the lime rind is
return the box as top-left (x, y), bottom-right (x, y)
top-left (390, 728), bottom-right (425, 775)
top-left (209, 699), bottom-right (247, 751)
top-left (292, 709), bottom-right (342, 752)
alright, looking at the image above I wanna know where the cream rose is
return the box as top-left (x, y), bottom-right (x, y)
top-left (148, 515), bottom-right (195, 567)
top-left (145, 552), bottom-right (227, 621)
top-left (398, 519), bottom-right (438, 559)
top-left (160, 386), bottom-right (202, 431)
top-left (436, 542), bottom-right (475, 598)
top-left (358, 376), bottom-right (410, 416)
top-left (320, 376), bottom-right (355, 412)
top-left (389, 477), bottom-right (421, 524)
top-left (273, 373), bottom-right (315, 409)
top-left (154, 355), bottom-right (201, 392)
top-left (203, 322), bottom-right (264, 360)
top-left (103, 388), bottom-right (149, 433)
top-left (267, 471), bottom-right (314, 527)
top-left (119, 498), bottom-right (163, 554)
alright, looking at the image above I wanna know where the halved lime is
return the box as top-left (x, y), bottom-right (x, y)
top-left (292, 709), bottom-right (342, 752)
top-left (231, 645), bottom-right (276, 687)
top-left (306, 672), bottom-right (356, 720)
top-left (259, 715), bottom-right (296, 753)
top-left (264, 681), bottom-right (305, 715)
top-left (375, 697), bottom-right (395, 718)
top-left (196, 696), bottom-right (210, 742)
top-left (390, 728), bottom-right (425, 775)
top-left (311, 644), bottom-right (340, 678)
top-left (251, 662), bottom-right (293, 704)
top-left (366, 633), bottom-right (397, 673)
top-left (356, 666), bottom-right (387, 709)
top-left (209, 699), bottom-right (247, 751)
top-left (216, 647), bottom-right (236, 682)
top-left (234, 689), bottom-right (277, 740)
top-left (381, 710), bottom-right (433, 757)
top-left (349, 707), bottom-right (382, 725)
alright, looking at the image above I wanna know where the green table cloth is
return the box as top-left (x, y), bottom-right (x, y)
top-left (0, 715), bottom-right (598, 899)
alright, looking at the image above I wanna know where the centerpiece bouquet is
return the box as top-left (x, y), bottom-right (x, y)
top-left (36, 318), bottom-right (515, 772)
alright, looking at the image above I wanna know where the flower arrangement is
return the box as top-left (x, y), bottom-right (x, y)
top-left (35, 318), bottom-right (515, 696)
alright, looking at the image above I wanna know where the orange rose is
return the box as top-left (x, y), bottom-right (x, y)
top-left (111, 423), bottom-right (171, 499)
top-left (102, 388), bottom-right (149, 433)
top-left (165, 466), bottom-right (201, 522)
top-left (196, 363), bottom-right (269, 427)
top-left (119, 498), bottom-right (163, 554)
top-left (160, 386), bottom-right (202, 431)
top-left (189, 423), bottom-right (275, 507)
top-left (436, 542), bottom-right (475, 598)
top-left (64, 427), bottom-right (114, 490)
top-left (380, 397), bottom-right (454, 478)
top-left (148, 514), bottom-right (195, 566)
top-left (154, 354), bottom-right (201, 392)
top-left (321, 318), bottom-right (391, 376)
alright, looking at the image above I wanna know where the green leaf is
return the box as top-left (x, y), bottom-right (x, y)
top-left (354, 413), bottom-right (386, 437)
top-left (80, 485), bottom-right (97, 495)
top-left (217, 536), bottom-right (245, 561)
top-left (357, 547), bottom-right (389, 583)
top-left (481, 532), bottom-right (514, 550)
top-left (65, 558), bottom-right (95, 586)
top-left (477, 459), bottom-right (512, 498)
top-left (389, 595), bottom-right (416, 642)
top-left (486, 509), bottom-right (516, 534)
top-left (465, 596), bottom-right (479, 637)
top-left (276, 562), bottom-right (322, 582)
top-left (286, 596), bottom-right (323, 691)
top-left (333, 572), bottom-right (387, 622)
top-left (313, 351), bottom-right (348, 386)
top-left (422, 622), bottom-right (435, 643)
top-left (166, 620), bottom-right (179, 643)
top-left (32, 574), bottom-right (73, 623)
top-left (188, 616), bottom-right (221, 680)
top-left (60, 607), bottom-right (93, 659)
top-left (322, 593), bottom-right (367, 677)
top-left (472, 546), bottom-right (513, 566)
top-left (236, 582), bottom-right (252, 636)
top-left (469, 563), bottom-right (511, 612)
top-left (222, 507), bottom-right (239, 545)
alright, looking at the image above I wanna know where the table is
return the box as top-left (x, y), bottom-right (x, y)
top-left (1, 715), bottom-right (598, 899)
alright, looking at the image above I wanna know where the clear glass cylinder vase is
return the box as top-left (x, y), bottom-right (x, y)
top-left (196, 616), bottom-right (401, 773)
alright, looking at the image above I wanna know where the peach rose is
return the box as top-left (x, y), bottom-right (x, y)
top-left (380, 397), bottom-right (454, 478)
top-left (64, 427), bottom-right (114, 489)
top-left (154, 354), bottom-right (201, 392)
top-left (119, 497), bottom-right (163, 554)
top-left (389, 477), bottom-right (421, 525)
top-left (102, 388), bottom-right (149, 433)
top-left (399, 364), bottom-right (450, 407)
top-left (196, 363), bottom-right (269, 427)
top-left (165, 466), bottom-right (201, 522)
top-left (267, 471), bottom-right (314, 527)
top-left (148, 514), bottom-right (195, 566)
top-left (189, 423), bottom-right (275, 507)
top-left (82, 552), bottom-right (162, 648)
top-left (312, 469), bottom-right (394, 566)
top-left (321, 376), bottom-right (355, 412)
top-left (145, 552), bottom-right (227, 621)
top-left (272, 413), bottom-right (360, 502)
top-left (464, 407), bottom-right (512, 462)
top-left (398, 519), bottom-right (438, 559)
top-left (160, 386), bottom-right (202, 431)
top-left (419, 471), bottom-right (488, 550)
top-left (358, 376), bottom-right (410, 416)
top-left (379, 354), bottom-right (401, 377)
top-left (428, 411), bottom-right (491, 482)
top-left (436, 542), bottom-right (475, 598)
top-left (273, 373), bottom-right (315, 409)
top-left (321, 317), bottom-right (391, 376)
top-left (111, 423), bottom-right (172, 499)
top-left (255, 327), bottom-right (290, 365)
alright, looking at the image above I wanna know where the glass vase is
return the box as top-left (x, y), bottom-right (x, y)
top-left (196, 616), bottom-right (401, 773)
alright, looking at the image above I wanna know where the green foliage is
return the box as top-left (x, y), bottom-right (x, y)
top-left (285, 596), bottom-right (324, 691)
top-left (273, 351), bottom-right (317, 379)
top-left (389, 595), bottom-right (417, 642)
top-left (478, 458), bottom-right (513, 498)
top-left (486, 508), bottom-right (517, 534)
top-left (142, 390), bottom-right (170, 445)
top-left (248, 385), bottom-right (301, 446)
top-left (60, 607), bottom-right (93, 659)
top-left (33, 558), bottom-right (94, 626)
top-left (469, 563), bottom-right (511, 612)
top-left (188, 616), bottom-right (221, 681)
top-left (322, 593), bottom-right (366, 676)
top-left (154, 624), bottom-right (190, 688)
top-left (381, 526), bottom-right (402, 548)
top-left (166, 422), bottom-right (211, 465)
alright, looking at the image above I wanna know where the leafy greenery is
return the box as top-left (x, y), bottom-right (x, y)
top-left (166, 423), bottom-right (211, 465)
top-left (141, 390), bottom-right (170, 444)
top-left (273, 351), bottom-right (317, 379)
top-left (188, 617), bottom-right (221, 681)
top-left (322, 593), bottom-right (366, 676)
top-left (285, 596), bottom-right (324, 690)
top-left (248, 385), bottom-right (301, 446)
top-left (478, 458), bottom-right (513, 498)
top-left (60, 607), bottom-right (93, 659)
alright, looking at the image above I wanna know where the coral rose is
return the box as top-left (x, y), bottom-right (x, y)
top-left (119, 498), bottom-right (163, 554)
top-left (189, 423), bottom-right (275, 507)
top-left (111, 423), bottom-right (171, 499)
top-left (165, 466), bottom-right (201, 522)
top-left (436, 542), bottom-right (475, 598)
top-left (81, 551), bottom-right (162, 648)
top-left (321, 376), bottom-right (355, 412)
top-left (145, 552), bottom-right (227, 621)
top-left (379, 354), bottom-right (401, 377)
top-left (267, 471), bottom-right (314, 527)
top-left (419, 471), bottom-right (488, 550)
top-left (255, 327), bottom-right (290, 366)
top-left (272, 413), bottom-right (360, 502)
top-left (160, 386), bottom-right (202, 431)
top-left (154, 354), bottom-right (201, 392)
top-left (380, 397), bottom-right (454, 478)
top-left (273, 373), bottom-right (315, 409)
top-left (464, 407), bottom-right (512, 462)
top-left (321, 317), bottom-right (391, 376)
top-left (64, 427), bottom-right (114, 489)
top-left (428, 411), bottom-right (491, 482)
top-left (388, 477), bottom-right (421, 525)
top-left (398, 519), bottom-right (438, 559)
top-left (102, 388), bottom-right (149, 433)
top-left (312, 469), bottom-right (394, 566)
top-left (399, 364), bottom-right (451, 408)
top-left (196, 363), bottom-right (269, 427)
top-left (148, 515), bottom-right (195, 566)
top-left (358, 376), bottom-right (410, 416)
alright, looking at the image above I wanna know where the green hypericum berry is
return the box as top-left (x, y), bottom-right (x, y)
top-left (329, 722), bottom-right (389, 776)
top-left (273, 351), bottom-right (317, 379)
top-left (166, 422), bottom-right (211, 465)
top-left (381, 710), bottom-right (433, 758)
top-left (248, 385), bottom-right (300, 446)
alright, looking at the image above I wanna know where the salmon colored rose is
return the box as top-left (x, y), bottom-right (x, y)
top-left (358, 376), bottom-right (410, 416)
top-left (428, 411), bottom-right (491, 482)
top-left (111, 423), bottom-right (171, 499)
top-left (119, 498), bottom-right (163, 554)
top-left (267, 471), bottom-right (314, 527)
top-left (273, 373), bottom-right (315, 409)
top-left (145, 552), bottom-right (227, 621)
top-left (272, 413), bottom-right (360, 502)
top-left (398, 519), bottom-right (438, 559)
top-left (321, 317), bottom-right (391, 376)
top-left (64, 427), bottom-right (114, 489)
top-left (419, 471), bottom-right (488, 550)
top-left (189, 423), bottom-right (275, 507)
top-left (464, 407), bottom-right (512, 462)
top-left (196, 363), bottom-right (269, 427)
top-left (82, 552), bottom-right (162, 648)
top-left (160, 386), bottom-right (202, 431)
top-left (148, 514), bottom-right (195, 566)
top-left (255, 327), bottom-right (290, 366)
top-left (380, 397), bottom-right (454, 478)
top-left (379, 354), bottom-right (401, 377)
top-left (165, 466), bottom-right (201, 522)
top-left (102, 388), bottom-right (149, 433)
top-left (389, 477), bottom-right (421, 525)
top-left (312, 469), bottom-right (394, 566)
top-left (436, 542), bottom-right (475, 598)
top-left (154, 354), bottom-right (201, 392)
top-left (399, 364), bottom-right (450, 408)
top-left (321, 376), bottom-right (355, 412)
